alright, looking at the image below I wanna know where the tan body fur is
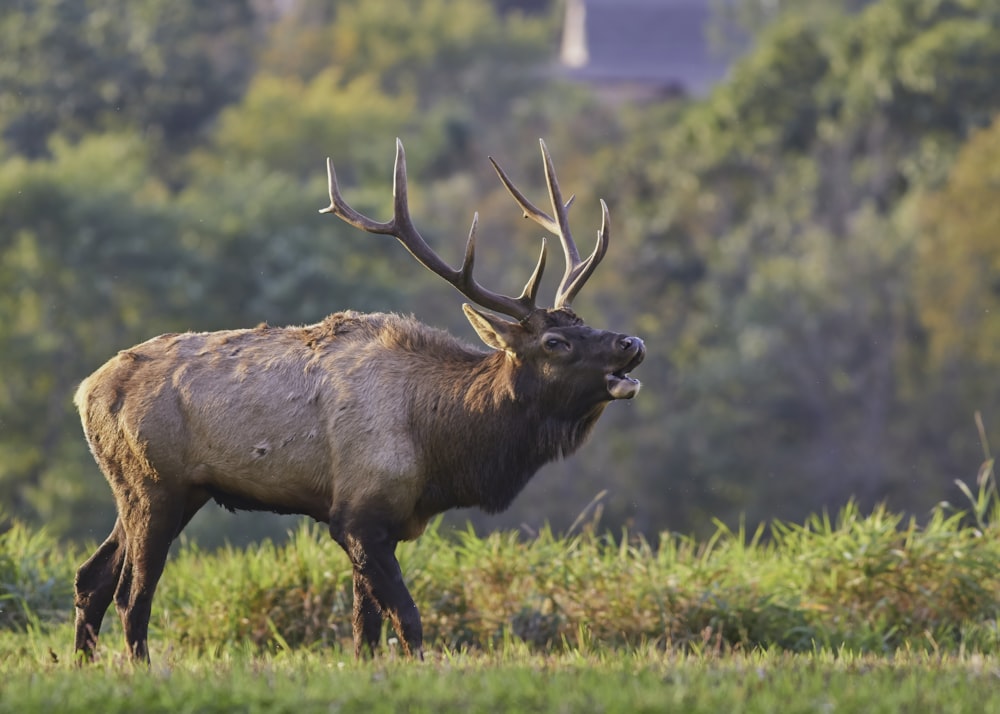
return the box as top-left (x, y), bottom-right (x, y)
top-left (76, 311), bottom-right (598, 543)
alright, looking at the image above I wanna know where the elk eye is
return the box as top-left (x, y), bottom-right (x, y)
top-left (545, 337), bottom-right (569, 351)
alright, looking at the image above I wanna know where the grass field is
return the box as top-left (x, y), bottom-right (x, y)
top-left (2, 630), bottom-right (1000, 713)
top-left (3, 466), bottom-right (1000, 712)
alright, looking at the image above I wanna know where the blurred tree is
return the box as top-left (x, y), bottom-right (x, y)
top-left (256, 0), bottom-right (552, 175)
top-left (0, 133), bottom-right (193, 536)
top-left (204, 70), bottom-right (416, 183)
top-left (0, 0), bottom-right (256, 158)
top-left (710, 0), bottom-right (875, 38)
top-left (6, 0), bottom-right (1000, 545)
top-left (583, 0), bottom-right (1000, 533)
top-left (916, 114), bottom-right (1000, 377)
top-left (257, 0), bottom-right (352, 89)
top-left (328, 0), bottom-right (550, 102)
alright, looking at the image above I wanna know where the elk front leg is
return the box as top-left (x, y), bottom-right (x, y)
top-left (344, 527), bottom-right (423, 658)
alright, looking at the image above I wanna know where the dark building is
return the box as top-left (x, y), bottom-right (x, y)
top-left (559, 0), bottom-right (733, 101)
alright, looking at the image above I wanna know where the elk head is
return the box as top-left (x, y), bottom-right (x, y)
top-left (320, 139), bottom-right (644, 407)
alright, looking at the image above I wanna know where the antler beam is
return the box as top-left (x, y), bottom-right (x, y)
top-left (321, 139), bottom-right (545, 320)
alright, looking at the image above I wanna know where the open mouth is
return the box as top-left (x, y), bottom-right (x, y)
top-left (606, 372), bottom-right (640, 399)
top-left (606, 349), bottom-right (644, 400)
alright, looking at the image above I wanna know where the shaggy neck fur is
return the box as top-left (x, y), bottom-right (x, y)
top-left (411, 349), bottom-right (607, 518)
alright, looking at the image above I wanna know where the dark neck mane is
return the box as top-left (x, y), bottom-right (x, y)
top-left (413, 350), bottom-right (606, 517)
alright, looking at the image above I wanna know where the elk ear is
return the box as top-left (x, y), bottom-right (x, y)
top-left (462, 304), bottom-right (523, 353)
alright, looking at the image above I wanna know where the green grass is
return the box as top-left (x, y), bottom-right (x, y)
top-left (2, 438), bottom-right (1000, 712)
top-left (2, 633), bottom-right (1000, 713)
top-left (88, 501), bottom-right (1000, 657)
top-left (3, 497), bottom-right (1000, 660)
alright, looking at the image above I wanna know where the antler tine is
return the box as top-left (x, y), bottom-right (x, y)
top-left (321, 157), bottom-right (393, 235)
top-left (489, 156), bottom-right (560, 235)
top-left (519, 237), bottom-right (548, 305)
top-left (321, 139), bottom-right (539, 320)
top-left (490, 140), bottom-right (609, 310)
top-left (538, 139), bottom-right (581, 269)
top-left (555, 199), bottom-right (610, 308)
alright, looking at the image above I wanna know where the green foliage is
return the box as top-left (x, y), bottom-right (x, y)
top-left (6, 506), bottom-right (1000, 712)
top-left (253, 0), bottom-right (553, 177)
top-left (0, 133), bottom-right (190, 533)
top-left (156, 527), bottom-right (355, 653)
top-left (3, 0), bottom-right (1000, 542)
top-left (4, 502), bottom-right (1000, 714)
top-left (587, 0), bottom-right (1000, 533)
top-left (0, 513), bottom-right (75, 632)
top-left (0, 0), bottom-right (256, 157)
top-left (916, 115), bottom-right (1000, 371)
top-left (948, 412), bottom-right (1000, 532)
top-left (207, 70), bottom-right (416, 181)
top-left (696, 15), bottom-right (836, 158)
top-left (709, 0), bottom-right (875, 39)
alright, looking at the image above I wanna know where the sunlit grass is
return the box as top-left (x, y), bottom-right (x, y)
top-left (135, 498), bottom-right (1000, 657)
top-left (3, 491), bottom-right (1000, 663)
top-left (3, 627), bottom-right (1000, 714)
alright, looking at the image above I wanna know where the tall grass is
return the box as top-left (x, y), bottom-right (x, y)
top-left (951, 411), bottom-right (1000, 531)
top-left (4, 428), bottom-right (999, 714)
top-left (3, 501), bottom-right (999, 660)
top-left (2, 415), bottom-right (999, 660)
top-left (0, 510), bottom-right (75, 633)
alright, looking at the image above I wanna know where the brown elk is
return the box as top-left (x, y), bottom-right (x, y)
top-left (72, 139), bottom-right (644, 663)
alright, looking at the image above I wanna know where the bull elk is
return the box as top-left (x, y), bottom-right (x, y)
top-left (72, 139), bottom-right (644, 662)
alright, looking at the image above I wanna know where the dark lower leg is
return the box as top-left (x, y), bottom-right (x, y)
top-left (352, 574), bottom-right (383, 657)
top-left (346, 531), bottom-right (423, 658)
top-left (73, 521), bottom-right (126, 661)
top-left (115, 511), bottom-right (182, 664)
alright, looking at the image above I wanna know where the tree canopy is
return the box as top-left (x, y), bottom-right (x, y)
top-left (2, 0), bottom-right (998, 543)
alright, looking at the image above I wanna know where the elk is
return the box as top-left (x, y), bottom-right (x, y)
top-left (72, 139), bottom-right (644, 663)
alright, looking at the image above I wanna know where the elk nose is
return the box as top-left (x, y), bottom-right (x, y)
top-left (618, 336), bottom-right (640, 351)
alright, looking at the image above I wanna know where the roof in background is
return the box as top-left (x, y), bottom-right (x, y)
top-left (560, 0), bottom-right (732, 96)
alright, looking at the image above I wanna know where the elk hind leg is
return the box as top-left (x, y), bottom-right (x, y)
top-left (74, 518), bottom-right (127, 662)
top-left (114, 491), bottom-right (204, 663)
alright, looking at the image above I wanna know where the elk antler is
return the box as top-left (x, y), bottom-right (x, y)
top-left (489, 139), bottom-right (609, 310)
top-left (320, 139), bottom-right (546, 321)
